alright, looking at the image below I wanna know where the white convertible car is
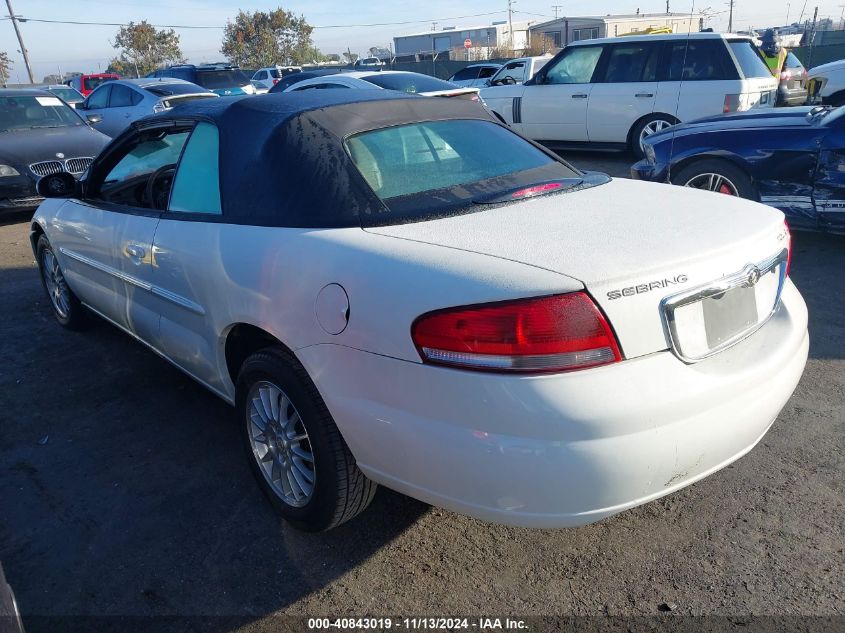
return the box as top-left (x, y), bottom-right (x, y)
top-left (31, 92), bottom-right (808, 531)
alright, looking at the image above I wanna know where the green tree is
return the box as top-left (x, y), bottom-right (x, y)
top-left (0, 51), bottom-right (12, 86)
top-left (221, 8), bottom-right (320, 67)
top-left (111, 21), bottom-right (185, 77)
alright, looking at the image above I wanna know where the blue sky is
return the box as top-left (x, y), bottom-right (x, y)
top-left (0, 0), bottom-right (834, 81)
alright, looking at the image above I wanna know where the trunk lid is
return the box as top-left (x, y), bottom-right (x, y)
top-left (365, 178), bottom-right (789, 359)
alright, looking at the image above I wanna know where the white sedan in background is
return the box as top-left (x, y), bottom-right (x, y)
top-left (30, 91), bottom-right (808, 531)
top-left (283, 70), bottom-right (480, 99)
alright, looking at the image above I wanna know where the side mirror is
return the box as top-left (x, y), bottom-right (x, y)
top-left (86, 114), bottom-right (102, 125)
top-left (36, 172), bottom-right (78, 199)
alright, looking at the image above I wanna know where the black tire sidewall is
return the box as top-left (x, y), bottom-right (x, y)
top-left (236, 350), bottom-right (342, 532)
top-left (671, 159), bottom-right (756, 200)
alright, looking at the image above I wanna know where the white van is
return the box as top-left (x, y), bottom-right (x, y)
top-left (480, 33), bottom-right (778, 157)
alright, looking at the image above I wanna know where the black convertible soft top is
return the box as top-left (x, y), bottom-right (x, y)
top-left (138, 91), bottom-right (499, 228)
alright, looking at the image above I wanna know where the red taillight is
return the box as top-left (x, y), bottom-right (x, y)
top-left (723, 94), bottom-right (740, 113)
top-left (272, 78), bottom-right (279, 84)
top-left (411, 293), bottom-right (622, 373)
top-left (784, 220), bottom-right (792, 276)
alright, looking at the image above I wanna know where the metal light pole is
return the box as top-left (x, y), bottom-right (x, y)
top-left (5, 0), bottom-right (34, 83)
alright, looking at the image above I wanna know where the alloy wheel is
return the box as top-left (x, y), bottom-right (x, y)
top-left (41, 249), bottom-right (70, 319)
top-left (683, 173), bottom-right (739, 196)
top-left (639, 119), bottom-right (673, 152)
top-left (246, 380), bottom-right (315, 507)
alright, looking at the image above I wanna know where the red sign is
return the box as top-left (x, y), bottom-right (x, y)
top-left (464, 38), bottom-right (472, 49)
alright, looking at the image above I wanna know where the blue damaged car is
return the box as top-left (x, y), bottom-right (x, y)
top-left (631, 105), bottom-right (845, 234)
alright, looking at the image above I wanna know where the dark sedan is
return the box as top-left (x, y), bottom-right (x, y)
top-left (0, 89), bottom-right (110, 214)
top-left (631, 106), bottom-right (845, 234)
top-left (268, 68), bottom-right (348, 93)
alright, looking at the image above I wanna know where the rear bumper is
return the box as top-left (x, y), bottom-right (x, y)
top-left (297, 281), bottom-right (809, 527)
top-left (777, 87), bottom-right (808, 107)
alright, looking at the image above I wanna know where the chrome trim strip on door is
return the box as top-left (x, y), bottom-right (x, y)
top-left (660, 248), bottom-right (789, 363)
top-left (58, 247), bottom-right (206, 316)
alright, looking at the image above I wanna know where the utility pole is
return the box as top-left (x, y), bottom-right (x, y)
top-left (508, 0), bottom-right (515, 52)
top-left (5, 0), bottom-right (34, 83)
top-left (666, 0), bottom-right (670, 14)
top-left (552, 5), bottom-right (562, 18)
top-left (727, 0), bottom-right (734, 32)
top-left (431, 22), bottom-right (438, 31)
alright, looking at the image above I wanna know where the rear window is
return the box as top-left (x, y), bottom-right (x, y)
top-left (728, 40), bottom-right (773, 78)
top-left (450, 67), bottom-right (480, 81)
top-left (784, 52), bottom-right (805, 70)
top-left (145, 83), bottom-right (207, 97)
top-left (359, 73), bottom-right (457, 93)
top-left (345, 119), bottom-right (581, 223)
top-left (195, 69), bottom-right (250, 89)
top-left (83, 76), bottom-right (117, 91)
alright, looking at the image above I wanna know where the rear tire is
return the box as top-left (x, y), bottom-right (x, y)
top-left (671, 159), bottom-right (755, 200)
top-left (631, 115), bottom-right (677, 159)
top-left (236, 347), bottom-right (377, 531)
top-left (36, 235), bottom-right (87, 330)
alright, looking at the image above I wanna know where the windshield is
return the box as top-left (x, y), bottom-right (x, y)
top-left (145, 83), bottom-right (208, 97)
top-left (346, 119), bottom-right (581, 225)
top-left (83, 76), bottom-right (117, 91)
top-left (360, 73), bottom-right (457, 93)
top-left (0, 95), bottom-right (83, 131)
top-left (728, 40), bottom-right (773, 78)
top-left (47, 87), bottom-right (83, 102)
top-left (195, 69), bottom-right (250, 89)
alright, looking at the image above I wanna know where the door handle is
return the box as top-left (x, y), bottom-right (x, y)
top-left (635, 93), bottom-right (654, 98)
top-left (571, 94), bottom-right (588, 99)
top-left (126, 244), bottom-right (146, 259)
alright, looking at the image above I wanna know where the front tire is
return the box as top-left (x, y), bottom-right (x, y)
top-left (236, 347), bottom-right (377, 531)
top-left (671, 159), bottom-right (755, 200)
top-left (36, 235), bottom-right (87, 329)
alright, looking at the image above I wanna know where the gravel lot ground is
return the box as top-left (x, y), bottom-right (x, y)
top-left (0, 154), bottom-right (842, 632)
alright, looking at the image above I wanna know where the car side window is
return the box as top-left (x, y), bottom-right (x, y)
top-left (86, 85), bottom-right (110, 109)
top-left (665, 40), bottom-right (740, 81)
top-left (168, 122), bottom-right (222, 215)
top-left (600, 43), bottom-right (659, 82)
top-left (497, 61), bottom-right (526, 83)
top-left (544, 46), bottom-right (603, 84)
top-left (109, 85), bottom-right (142, 107)
top-left (93, 129), bottom-right (191, 210)
top-left (478, 66), bottom-right (498, 79)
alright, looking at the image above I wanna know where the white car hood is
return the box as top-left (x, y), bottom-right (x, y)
top-left (365, 178), bottom-right (788, 359)
top-left (808, 59), bottom-right (845, 77)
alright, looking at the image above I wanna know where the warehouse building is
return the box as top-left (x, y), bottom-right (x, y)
top-left (393, 20), bottom-right (535, 59)
top-left (529, 13), bottom-right (703, 49)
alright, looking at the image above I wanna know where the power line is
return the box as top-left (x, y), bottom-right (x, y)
top-left (1, 11), bottom-right (509, 30)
